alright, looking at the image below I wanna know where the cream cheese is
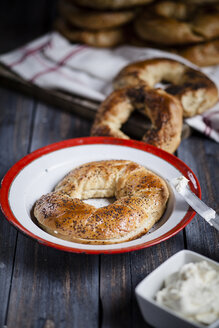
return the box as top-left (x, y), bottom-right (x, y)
top-left (155, 261), bottom-right (219, 325)
top-left (172, 176), bottom-right (189, 193)
top-left (170, 176), bottom-right (216, 224)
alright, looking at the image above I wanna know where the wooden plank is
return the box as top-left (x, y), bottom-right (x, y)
top-left (100, 254), bottom-right (132, 328)
top-left (6, 237), bottom-right (99, 328)
top-left (6, 101), bottom-right (99, 328)
top-left (177, 135), bottom-right (219, 261)
top-left (0, 87), bottom-right (35, 327)
top-left (100, 237), bottom-right (184, 328)
top-left (30, 102), bottom-right (93, 148)
top-left (130, 234), bottom-right (185, 327)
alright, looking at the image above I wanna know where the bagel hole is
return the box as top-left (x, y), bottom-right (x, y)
top-left (155, 81), bottom-right (171, 90)
top-left (121, 110), bottom-right (151, 140)
top-left (83, 197), bottom-right (116, 208)
top-left (121, 81), bottom-right (175, 140)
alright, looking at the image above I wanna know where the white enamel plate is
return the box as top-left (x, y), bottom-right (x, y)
top-left (0, 137), bottom-right (201, 254)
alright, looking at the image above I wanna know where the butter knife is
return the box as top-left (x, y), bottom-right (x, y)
top-left (168, 176), bottom-right (219, 232)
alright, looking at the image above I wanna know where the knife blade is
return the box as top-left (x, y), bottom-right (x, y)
top-left (168, 176), bottom-right (219, 232)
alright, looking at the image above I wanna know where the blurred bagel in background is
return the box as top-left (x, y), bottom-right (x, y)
top-left (69, 0), bottom-right (154, 10)
top-left (91, 84), bottom-right (183, 153)
top-left (55, 0), bottom-right (219, 67)
top-left (128, 35), bottom-right (219, 67)
top-left (114, 58), bottom-right (218, 117)
top-left (182, 0), bottom-right (219, 3)
top-left (59, 0), bottom-right (137, 30)
top-left (134, 1), bottom-right (219, 45)
top-left (177, 39), bottom-right (219, 67)
top-left (55, 19), bottom-right (127, 47)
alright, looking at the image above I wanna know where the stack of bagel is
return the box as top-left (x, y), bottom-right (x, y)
top-left (133, 0), bottom-right (219, 67)
top-left (55, 0), bottom-right (152, 47)
top-left (55, 0), bottom-right (219, 67)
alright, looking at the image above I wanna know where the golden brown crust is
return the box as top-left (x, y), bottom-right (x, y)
top-left (177, 39), bottom-right (219, 67)
top-left (91, 58), bottom-right (217, 153)
top-left (70, 0), bottom-right (154, 10)
top-left (134, 1), bottom-right (219, 45)
top-left (114, 58), bottom-right (218, 117)
top-left (59, 1), bottom-right (137, 30)
top-left (91, 88), bottom-right (133, 140)
top-left (34, 160), bottom-right (169, 244)
top-left (91, 85), bottom-right (183, 153)
top-left (55, 18), bottom-right (127, 47)
top-left (192, 5), bottom-right (219, 40)
top-left (183, 0), bottom-right (219, 4)
top-left (135, 15), bottom-right (202, 46)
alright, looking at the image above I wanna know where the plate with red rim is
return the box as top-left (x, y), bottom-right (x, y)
top-left (0, 137), bottom-right (201, 254)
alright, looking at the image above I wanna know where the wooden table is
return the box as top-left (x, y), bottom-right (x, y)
top-left (0, 2), bottom-right (218, 326)
top-left (0, 84), bottom-right (218, 328)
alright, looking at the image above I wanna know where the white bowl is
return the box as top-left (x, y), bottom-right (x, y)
top-left (135, 250), bottom-right (219, 328)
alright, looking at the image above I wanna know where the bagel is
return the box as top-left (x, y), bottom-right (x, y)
top-left (114, 58), bottom-right (218, 117)
top-left (59, 1), bottom-right (137, 30)
top-left (177, 39), bottom-right (219, 67)
top-left (134, 1), bottom-right (219, 45)
top-left (34, 160), bottom-right (169, 245)
top-left (128, 34), bottom-right (219, 67)
top-left (183, 0), bottom-right (219, 4)
top-left (91, 85), bottom-right (183, 153)
top-left (70, 0), bottom-right (154, 10)
top-left (55, 18), bottom-right (127, 47)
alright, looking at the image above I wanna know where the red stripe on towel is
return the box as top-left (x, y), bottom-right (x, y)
top-left (202, 109), bottom-right (219, 136)
top-left (9, 40), bottom-right (51, 68)
top-left (29, 45), bottom-right (87, 82)
top-left (32, 53), bottom-right (87, 86)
